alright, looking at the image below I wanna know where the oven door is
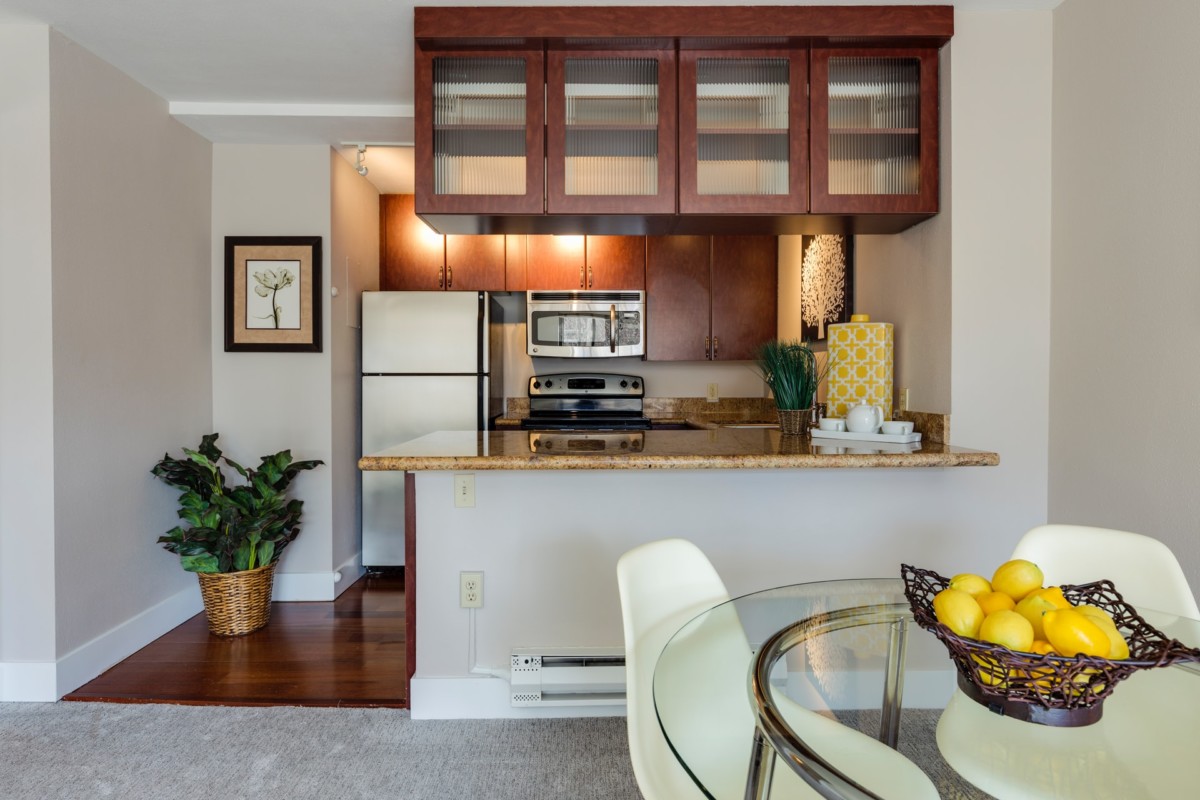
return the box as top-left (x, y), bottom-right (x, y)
top-left (526, 291), bottom-right (645, 358)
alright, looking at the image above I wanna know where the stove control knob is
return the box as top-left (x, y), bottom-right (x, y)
top-left (620, 380), bottom-right (628, 388)
top-left (545, 379), bottom-right (554, 388)
top-left (631, 380), bottom-right (641, 390)
top-left (532, 380), bottom-right (541, 389)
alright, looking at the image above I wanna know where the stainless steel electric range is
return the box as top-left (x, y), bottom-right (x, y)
top-left (521, 372), bottom-right (650, 453)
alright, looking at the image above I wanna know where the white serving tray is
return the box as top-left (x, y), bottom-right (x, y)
top-left (810, 428), bottom-right (922, 444)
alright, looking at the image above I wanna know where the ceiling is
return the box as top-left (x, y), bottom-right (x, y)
top-left (0, 0), bottom-right (1060, 194)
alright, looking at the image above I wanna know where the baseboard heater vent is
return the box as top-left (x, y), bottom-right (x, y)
top-left (510, 647), bottom-right (626, 707)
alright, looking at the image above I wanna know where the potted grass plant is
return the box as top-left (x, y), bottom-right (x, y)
top-left (755, 339), bottom-right (830, 436)
top-left (151, 433), bottom-right (323, 636)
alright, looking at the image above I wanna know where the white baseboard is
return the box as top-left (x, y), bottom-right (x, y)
top-left (410, 675), bottom-right (626, 720)
top-left (0, 662), bottom-right (59, 702)
top-left (332, 553), bottom-right (366, 599)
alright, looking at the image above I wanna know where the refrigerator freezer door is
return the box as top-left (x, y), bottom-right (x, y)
top-left (361, 374), bottom-right (486, 567)
top-left (362, 291), bottom-right (487, 375)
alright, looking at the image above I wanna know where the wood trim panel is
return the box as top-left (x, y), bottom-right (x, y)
top-left (678, 48), bottom-right (809, 214)
top-left (405, 472), bottom-right (416, 699)
top-left (415, 6), bottom-right (954, 42)
top-left (809, 47), bottom-right (939, 214)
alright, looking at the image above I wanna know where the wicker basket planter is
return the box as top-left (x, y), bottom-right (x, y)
top-left (777, 408), bottom-right (813, 436)
top-left (196, 562), bottom-right (277, 636)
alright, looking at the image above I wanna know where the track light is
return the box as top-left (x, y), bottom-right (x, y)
top-left (355, 145), bottom-right (369, 177)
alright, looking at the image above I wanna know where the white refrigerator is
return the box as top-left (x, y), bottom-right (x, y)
top-left (361, 291), bottom-right (504, 567)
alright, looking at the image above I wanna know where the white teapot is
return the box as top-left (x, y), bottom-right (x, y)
top-left (845, 403), bottom-right (884, 434)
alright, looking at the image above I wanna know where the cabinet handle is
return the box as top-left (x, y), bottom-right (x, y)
top-left (437, 267), bottom-right (444, 289)
top-left (610, 304), bottom-right (617, 354)
top-left (588, 266), bottom-right (594, 288)
top-left (447, 265), bottom-right (453, 289)
top-left (579, 265), bottom-right (585, 289)
top-left (705, 335), bottom-right (711, 359)
top-left (713, 337), bottom-right (719, 358)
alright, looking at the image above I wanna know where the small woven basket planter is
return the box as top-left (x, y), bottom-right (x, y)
top-left (196, 562), bottom-right (277, 636)
top-left (902, 563), bottom-right (1200, 726)
top-left (777, 409), bottom-right (812, 436)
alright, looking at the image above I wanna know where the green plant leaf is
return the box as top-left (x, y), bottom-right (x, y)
top-left (180, 553), bottom-right (220, 573)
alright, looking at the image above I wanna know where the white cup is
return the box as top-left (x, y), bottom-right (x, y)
top-left (819, 418), bottom-right (846, 432)
top-left (881, 420), bottom-right (914, 435)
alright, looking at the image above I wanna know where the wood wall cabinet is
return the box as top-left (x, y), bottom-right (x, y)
top-left (414, 48), bottom-right (545, 215)
top-left (678, 49), bottom-right (808, 214)
top-left (525, 235), bottom-right (646, 291)
top-left (809, 48), bottom-right (940, 214)
top-left (380, 195), bottom-right (505, 291)
top-left (646, 236), bottom-right (776, 361)
top-left (546, 48), bottom-right (677, 215)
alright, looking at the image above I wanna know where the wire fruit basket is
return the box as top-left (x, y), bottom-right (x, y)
top-left (902, 563), bottom-right (1200, 726)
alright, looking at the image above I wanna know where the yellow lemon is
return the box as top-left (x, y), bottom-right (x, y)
top-left (933, 587), bottom-right (985, 638)
top-left (978, 609), bottom-right (1035, 652)
top-left (1014, 591), bottom-right (1059, 641)
top-left (991, 559), bottom-right (1045, 602)
top-left (949, 573), bottom-right (993, 597)
top-left (1030, 639), bottom-right (1056, 656)
top-left (1033, 586), bottom-right (1073, 609)
top-left (1075, 607), bottom-right (1129, 659)
top-left (976, 591), bottom-right (1016, 616)
top-left (971, 653), bottom-right (1011, 687)
top-left (1043, 608), bottom-right (1111, 658)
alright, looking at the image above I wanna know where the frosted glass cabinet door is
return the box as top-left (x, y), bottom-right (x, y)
top-left (810, 48), bottom-right (939, 214)
top-left (679, 49), bottom-right (808, 214)
top-left (414, 48), bottom-right (545, 214)
top-left (546, 48), bottom-right (677, 214)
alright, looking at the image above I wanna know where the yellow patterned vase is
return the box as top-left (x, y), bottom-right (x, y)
top-left (826, 314), bottom-right (894, 420)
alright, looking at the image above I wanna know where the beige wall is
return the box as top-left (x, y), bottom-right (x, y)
top-left (48, 31), bottom-right (214, 657)
top-left (329, 151), bottom-right (380, 575)
top-left (1050, 0), bottom-right (1200, 586)
top-left (0, 26), bottom-right (58, 687)
top-left (211, 144), bottom-right (337, 596)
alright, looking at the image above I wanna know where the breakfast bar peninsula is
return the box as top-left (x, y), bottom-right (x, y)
top-left (360, 429), bottom-right (998, 719)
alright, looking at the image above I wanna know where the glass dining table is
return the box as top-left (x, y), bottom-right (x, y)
top-left (652, 578), bottom-right (1200, 799)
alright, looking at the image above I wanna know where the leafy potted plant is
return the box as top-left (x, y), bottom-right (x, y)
top-left (151, 433), bottom-right (323, 636)
top-left (755, 339), bottom-right (830, 436)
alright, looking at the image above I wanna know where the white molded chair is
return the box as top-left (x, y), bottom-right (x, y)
top-left (1012, 524), bottom-right (1199, 618)
top-left (617, 538), bottom-right (939, 800)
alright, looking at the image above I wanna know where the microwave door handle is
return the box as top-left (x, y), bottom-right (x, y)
top-left (610, 304), bottom-right (617, 353)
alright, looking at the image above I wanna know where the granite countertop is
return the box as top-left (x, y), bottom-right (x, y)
top-left (358, 429), bottom-right (999, 472)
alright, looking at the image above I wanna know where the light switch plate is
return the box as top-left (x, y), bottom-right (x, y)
top-left (707, 383), bottom-right (719, 403)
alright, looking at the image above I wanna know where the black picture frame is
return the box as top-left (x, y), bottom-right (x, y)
top-left (799, 234), bottom-right (854, 342)
top-left (224, 236), bottom-right (322, 352)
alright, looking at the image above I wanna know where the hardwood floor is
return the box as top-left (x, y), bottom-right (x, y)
top-left (64, 571), bottom-right (406, 708)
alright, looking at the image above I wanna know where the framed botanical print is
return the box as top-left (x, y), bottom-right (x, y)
top-left (224, 236), bottom-right (322, 352)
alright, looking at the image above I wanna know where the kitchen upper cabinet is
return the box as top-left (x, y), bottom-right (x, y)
top-left (380, 195), bottom-right (505, 291)
top-left (546, 49), bottom-right (677, 215)
top-left (809, 49), bottom-right (940, 214)
top-left (678, 49), bottom-right (808, 214)
top-left (525, 235), bottom-right (646, 291)
top-left (414, 47), bottom-right (545, 215)
top-left (646, 235), bottom-right (776, 361)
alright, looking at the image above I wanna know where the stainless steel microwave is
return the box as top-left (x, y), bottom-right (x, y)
top-left (526, 291), bottom-right (645, 358)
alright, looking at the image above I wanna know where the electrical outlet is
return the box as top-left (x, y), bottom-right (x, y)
top-left (460, 571), bottom-right (483, 608)
top-left (899, 388), bottom-right (910, 412)
top-left (453, 473), bottom-right (475, 508)
top-left (707, 383), bottom-right (719, 403)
